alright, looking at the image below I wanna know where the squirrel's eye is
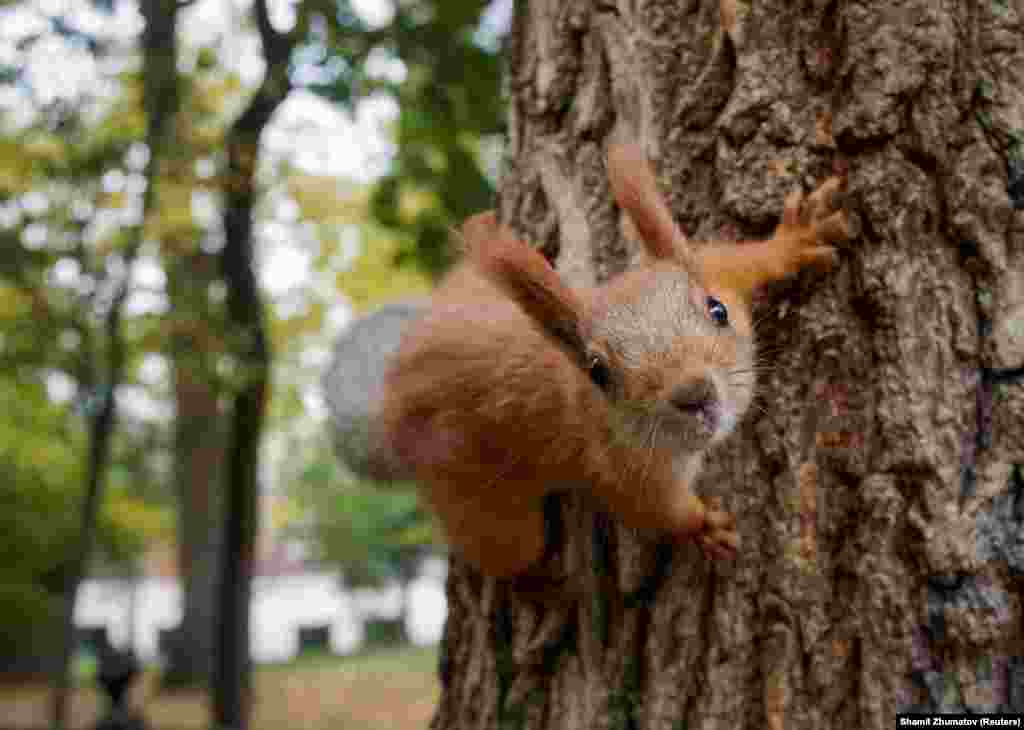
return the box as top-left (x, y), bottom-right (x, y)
top-left (706, 296), bottom-right (729, 327)
top-left (588, 355), bottom-right (612, 391)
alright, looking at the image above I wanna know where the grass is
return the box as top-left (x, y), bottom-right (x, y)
top-left (0, 646), bottom-right (439, 730)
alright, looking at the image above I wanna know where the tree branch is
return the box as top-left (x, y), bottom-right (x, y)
top-left (253, 0), bottom-right (292, 69)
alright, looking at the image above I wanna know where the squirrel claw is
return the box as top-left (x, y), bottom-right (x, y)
top-left (696, 501), bottom-right (739, 561)
top-left (796, 245), bottom-right (839, 271)
top-left (784, 176), bottom-right (846, 227)
top-left (774, 177), bottom-right (854, 277)
top-left (805, 177), bottom-right (845, 222)
top-left (813, 210), bottom-right (853, 245)
top-left (698, 525), bottom-right (739, 561)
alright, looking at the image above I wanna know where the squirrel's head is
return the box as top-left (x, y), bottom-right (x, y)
top-left (464, 143), bottom-right (757, 454)
top-left (582, 260), bottom-right (755, 451)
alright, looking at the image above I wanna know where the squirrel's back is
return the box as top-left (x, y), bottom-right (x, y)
top-left (381, 261), bottom-right (599, 497)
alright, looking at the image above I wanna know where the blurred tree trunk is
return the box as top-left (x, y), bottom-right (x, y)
top-left (50, 1), bottom-right (180, 728)
top-left (210, 0), bottom-right (292, 727)
top-left (163, 256), bottom-right (223, 688)
top-left (432, 1), bottom-right (1024, 728)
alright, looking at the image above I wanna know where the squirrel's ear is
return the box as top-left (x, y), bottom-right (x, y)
top-left (466, 212), bottom-right (587, 362)
top-left (458, 211), bottom-right (499, 254)
top-left (606, 143), bottom-right (693, 264)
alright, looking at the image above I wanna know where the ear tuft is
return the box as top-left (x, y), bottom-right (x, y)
top-left (459, 211), bottom-right (500, 254)
top-left (606, 143), bottom-right (692, 264)
top-left (465, 213), bottom-right (587, 363)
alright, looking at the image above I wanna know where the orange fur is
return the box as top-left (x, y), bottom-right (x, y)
top-left (695, 178), bottom-right (849, 306)
top-left (381, 143), bottom-right (853, 578)
top-left (607, 142), bottom-right (693, 263)
top-left (464, 213), bottom-right (588, 362)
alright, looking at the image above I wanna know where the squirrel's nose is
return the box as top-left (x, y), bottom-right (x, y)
top-left (669, 377), bottom-right (716, 415)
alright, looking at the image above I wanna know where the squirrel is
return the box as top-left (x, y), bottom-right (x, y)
top-left (380, 142), bottom-right (853, 578)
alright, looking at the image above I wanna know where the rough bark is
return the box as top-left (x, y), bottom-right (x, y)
top-left (433, 1), bottom-right (1024, 729)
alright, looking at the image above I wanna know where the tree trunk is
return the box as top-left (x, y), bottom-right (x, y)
top-left (433, 1), bottom-right (1024, 729)
top-left (210, 1), bottom-right (292, 727)
top-left (50, 1), bottom-right (180, 727)
top-left (51, 375), bottom-right (117, 730)
top-left (163, 317), bottom-right (222, 687)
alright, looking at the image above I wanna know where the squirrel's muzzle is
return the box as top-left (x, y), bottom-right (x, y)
top-left (668, 376), bottom-right (719, 434)
top-left (670, 377), bottom-right (715, 413)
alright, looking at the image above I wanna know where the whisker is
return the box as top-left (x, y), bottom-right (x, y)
top-left (754, 343), bottom-right (787, 359)
top-left (637, 415), bottom-right (660, 489)
top-left (707, 328), bottom-right (721, 363)
top-left (754, 351), bottom-right (785, 365)
top-left (727, 369), bottom-right (779, 382)
top-left (728, 365), bottom-right (779, 375)
top-left (750, 307), bottom-right (779, 332)
top-left (612, 416), bottom-right (645, 505)
top-left (744, 400), bottom-right (772, 419)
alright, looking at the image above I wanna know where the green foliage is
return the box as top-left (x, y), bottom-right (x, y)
top-left (0, 379), bottom-right (83, 593)
top-left (0, 20), bottom-right (185, 664)
top-left (288, 438), bottom-right (434, 588)
top-left (0, 377), bottom-right (158, 659)
top-left (310, 0), bottom-right (505, 279)
top-left (333, 220), bottom-right (433, 313)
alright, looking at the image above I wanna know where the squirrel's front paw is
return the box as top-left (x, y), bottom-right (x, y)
top-left (696, 497), bottom-right (739, 561)
top-left (774, 177), bottom-right (855, 273)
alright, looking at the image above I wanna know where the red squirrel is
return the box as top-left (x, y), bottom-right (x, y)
top-left (381, 143), bottom-right (853, 577)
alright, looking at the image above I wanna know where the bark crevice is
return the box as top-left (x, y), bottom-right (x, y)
top-left (433, 1), bottom-right (1024, 726)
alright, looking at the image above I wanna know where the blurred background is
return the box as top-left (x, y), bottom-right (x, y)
top-left (0, 0), bottom-right (509, 727)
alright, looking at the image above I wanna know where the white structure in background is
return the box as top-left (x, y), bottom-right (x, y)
top-left (401, 558), bottom-right (447, 647)
top-left (74, 556), bottom-right (447, 664)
